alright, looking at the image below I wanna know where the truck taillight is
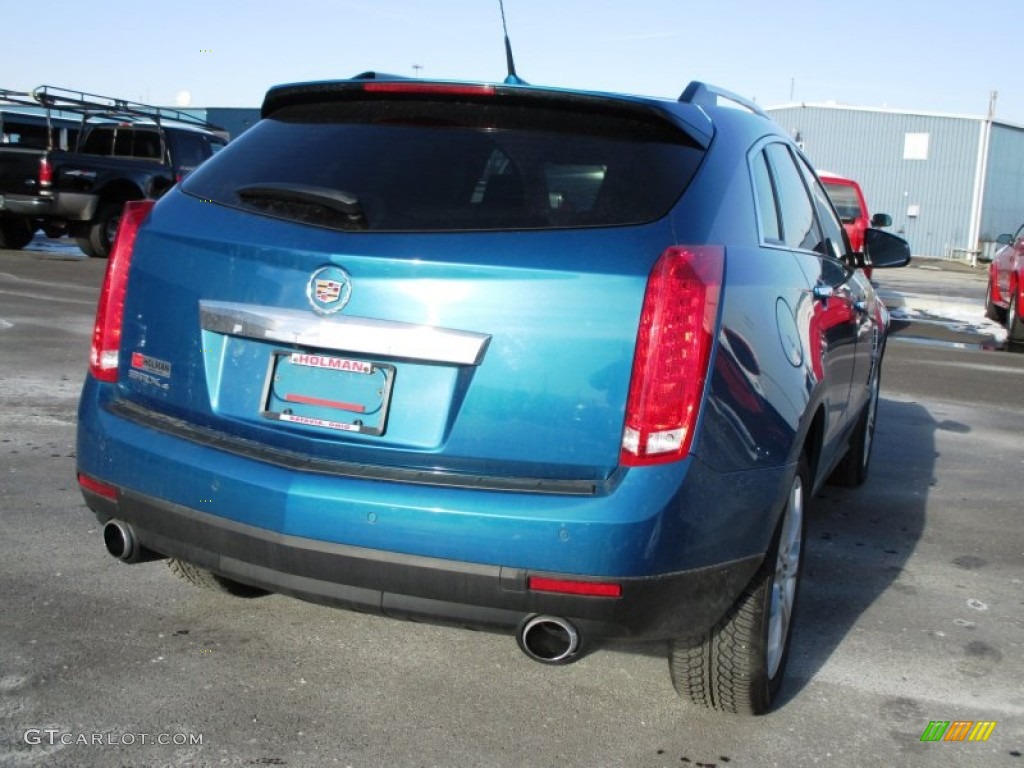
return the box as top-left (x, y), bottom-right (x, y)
top-left (620, 246), bottom-right (723, 466)
top-left (39, 157), bottom-right (53, 187)
top-left (89, 200), bottom-right (155, 382)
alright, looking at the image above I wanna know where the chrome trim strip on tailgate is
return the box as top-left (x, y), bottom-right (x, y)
top-left (200, 301), bottom-right (491, 366)
top-left (108, 399), bottom-right (616, 497)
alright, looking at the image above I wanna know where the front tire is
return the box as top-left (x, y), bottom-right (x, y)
top-left (829, 359), bottom-right (881, 488)
top-left (1009, 290), bottom-right (1024, 344)
top-left (669, 457), bottom-right (808, 715)
top-left (0, 218), bottom-right (35, 250)
top-left (984, 278), bottom-right (1005, 323)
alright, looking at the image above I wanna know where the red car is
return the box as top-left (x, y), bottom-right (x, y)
top-left (986, 224), bottom-right (1024, 342)
top-left (819, 171), bottom-right (891, 279)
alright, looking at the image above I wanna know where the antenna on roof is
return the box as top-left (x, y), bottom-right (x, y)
top-left (498, 0), bottom-right (525, 85)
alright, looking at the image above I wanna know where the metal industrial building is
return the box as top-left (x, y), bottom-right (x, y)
top-left (766, 102), bottom-right (1024, 262)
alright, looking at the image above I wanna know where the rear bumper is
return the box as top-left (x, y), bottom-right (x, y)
top-left (0, 191), bottom-right (96, 220)
top-left (0, 193), bottom-right (53, 216)
top-left (81, 482), bottom-right (762, 641)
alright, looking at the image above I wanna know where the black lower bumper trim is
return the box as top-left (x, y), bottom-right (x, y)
top-left (82, 485), bottom-right (762, 641)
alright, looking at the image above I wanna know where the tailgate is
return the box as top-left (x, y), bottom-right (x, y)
top-left (112, 82), bottom-right (707, 484)
top-left (118, 201), bottom-right (674, 482)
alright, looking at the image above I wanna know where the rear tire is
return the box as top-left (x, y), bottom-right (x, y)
top-left (669, 457), bottom-right (808, 715)
top-left (80, 201), bottom-right (128, 258)
top-left (0, 218), bottom-right (35, 250)
top-left (166, 558), bottom-right (268, 598)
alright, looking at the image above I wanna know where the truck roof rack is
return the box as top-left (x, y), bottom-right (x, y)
top-left (0, 88), bottom-right (41, 109)
top-left (678, 81), bottom-right (768, 119)
top-left (30, 85), bottom-right (223, 132)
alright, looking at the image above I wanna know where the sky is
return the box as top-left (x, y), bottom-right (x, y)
top-left (5, 0), bottom-right (1024, 124)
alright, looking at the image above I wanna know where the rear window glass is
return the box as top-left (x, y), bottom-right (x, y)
top-left (182, 97), bottom-right (704, 232)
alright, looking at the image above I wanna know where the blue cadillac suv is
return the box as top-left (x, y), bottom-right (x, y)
top-left (76, 74), bottom-right (910, 714)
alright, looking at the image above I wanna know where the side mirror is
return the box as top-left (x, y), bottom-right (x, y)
top-left (996, 233), bottom-right (1013, 246)
top-left (870, 213), bottom-right (891, 228)
top-left (863, 228), bottom-right (911, 269)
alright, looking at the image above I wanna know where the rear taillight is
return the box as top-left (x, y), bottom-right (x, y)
top-left (621, 246), bottom-right (724, 466)
top-left (88, 200), bottom-right (155, 382)
top-left (38, 157), bottom-right (53, 187)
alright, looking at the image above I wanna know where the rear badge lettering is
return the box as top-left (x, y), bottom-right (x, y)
top-left (130, 352), bottom-right (172, 377)
top-left (288, 352), bottom-right (373, 374)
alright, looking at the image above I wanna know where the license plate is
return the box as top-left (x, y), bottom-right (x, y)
top-left (260, 351), bottom-right (395, 436)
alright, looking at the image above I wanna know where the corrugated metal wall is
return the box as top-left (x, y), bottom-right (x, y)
top-left (767, 106), bottom-right (982, 259)
top-left (980, 123), bottom-right (1024, 246)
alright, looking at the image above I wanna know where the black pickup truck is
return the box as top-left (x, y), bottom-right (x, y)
top-left (0, 86), bottom-right (227, 257)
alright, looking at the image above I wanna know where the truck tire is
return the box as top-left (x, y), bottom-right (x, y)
top-left (669, 456), bottom-right (808, 715)
top-left (79, 201), bottom-right (129, 258)
top-left (0, 218), bottom-right (35, 250)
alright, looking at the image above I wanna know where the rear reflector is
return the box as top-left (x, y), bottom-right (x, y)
top-left (528, 576), bottom-right (622, 598)
top-left (621, 246), bottom-right (724, 466)
top-left (78, 473), bottom-right (118, 501)
top-left (362, 82), bottom-right (496, 97)
top-left (88, 200), bottom-right (155, 382)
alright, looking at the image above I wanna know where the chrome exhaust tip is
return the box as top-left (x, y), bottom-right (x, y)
top-left (517, 615), bottom-right (581, 665)
top-left (102, 519), bottom-right (161, 563)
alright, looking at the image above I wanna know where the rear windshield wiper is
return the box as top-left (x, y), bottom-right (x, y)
top-left (235, 183), bottom-right (367, 230)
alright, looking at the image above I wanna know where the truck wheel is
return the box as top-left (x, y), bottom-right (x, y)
top-left (81, 201), bottom-right (129, 258)
top-left (75, 237), bottom-right (99, 258)
top-left (166, 558), bottom-right (268, 598)
top-left (669, 457), bottom-right (808, 715)
top-left (0, 218), bottom-right (35, 250)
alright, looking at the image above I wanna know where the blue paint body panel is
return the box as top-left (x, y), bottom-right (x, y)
top-left (76, 75), bottom-right (895, 647)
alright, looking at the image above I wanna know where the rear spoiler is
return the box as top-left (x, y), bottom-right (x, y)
top-left (262, 75), bottom-right (714, 148)
top-left (679, 81), bottom-right (769, 120)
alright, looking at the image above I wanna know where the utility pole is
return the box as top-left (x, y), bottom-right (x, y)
top-left (412, 64), bottom-right (423, 78)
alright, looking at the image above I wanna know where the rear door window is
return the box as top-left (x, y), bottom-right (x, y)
top-left (81, 127), bottom-right (114, 155)
top-left (797, 159), bottom-right (849, 260)
top-left (750, 150), bottom-right (782, 244)
top-left (822, 182), bottom-right (862, 223)
top-left (170, 131), bottom-right (225, 170)
top-left (764, 143), bottom-right (822, 253)
top-left (183, 97), bottom-right (705, 232)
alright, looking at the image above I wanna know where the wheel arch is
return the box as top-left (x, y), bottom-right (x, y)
top-left (94, 180), bottom-right (146, 208)
top-left (799, 404), bottom-right (827, 497)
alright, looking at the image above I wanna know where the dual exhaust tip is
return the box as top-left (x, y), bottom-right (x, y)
top-left (104, 519), bottom-right (584, 664)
